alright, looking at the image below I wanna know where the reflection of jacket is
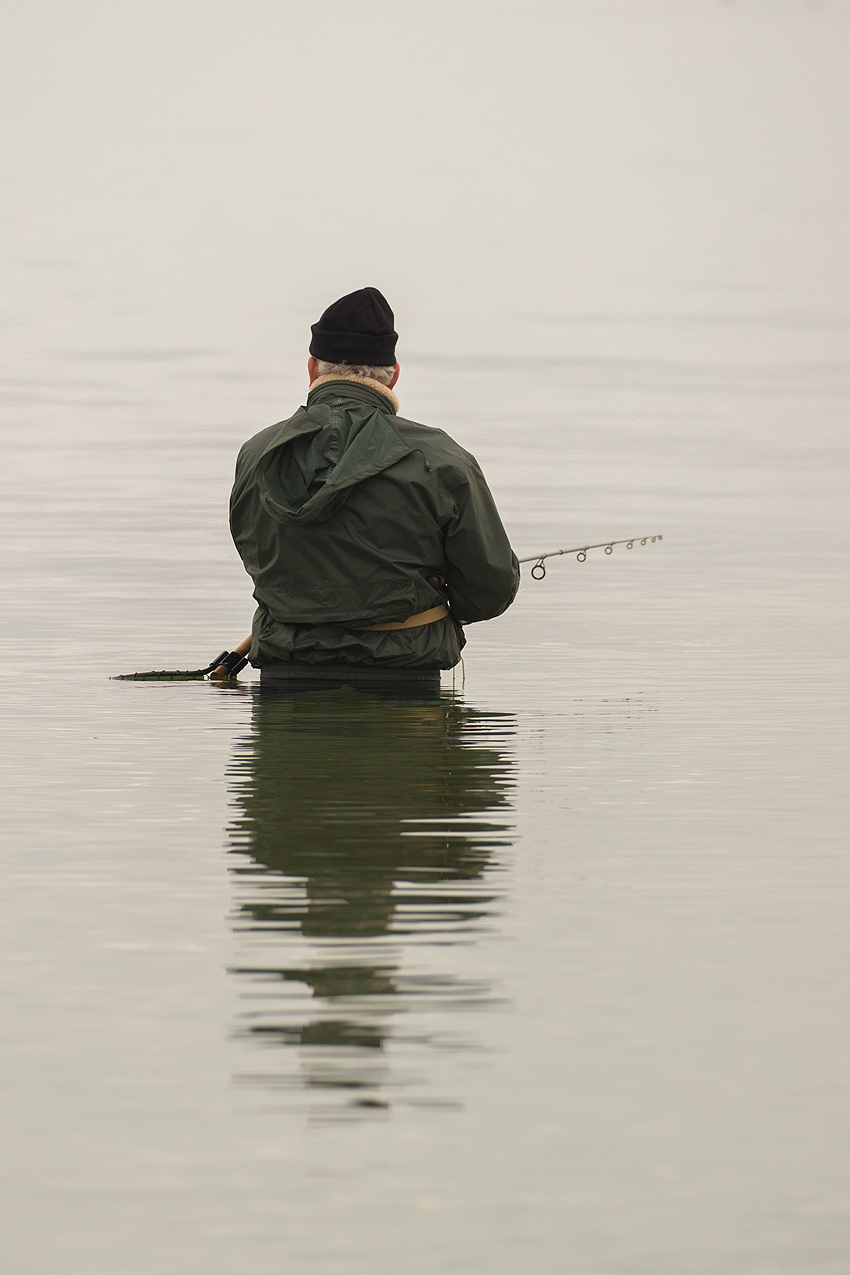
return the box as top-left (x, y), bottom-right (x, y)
top-left (229, 378), bottom-right (519, 668)
top-left (228, 689), bottom-right (515, 940)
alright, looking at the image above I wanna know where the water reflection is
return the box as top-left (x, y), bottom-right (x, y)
top-left (226, 685), bottom-right (516, 1114)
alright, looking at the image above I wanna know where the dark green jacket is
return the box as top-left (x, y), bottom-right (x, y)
top-left (229, 379), bottom-right (519, 668)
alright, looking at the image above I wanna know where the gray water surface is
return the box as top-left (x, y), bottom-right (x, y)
top-left (2, 3), bottom-right (850, 1273)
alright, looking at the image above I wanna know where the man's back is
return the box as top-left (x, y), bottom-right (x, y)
top-left (229, 288), bottom-right (518, 671)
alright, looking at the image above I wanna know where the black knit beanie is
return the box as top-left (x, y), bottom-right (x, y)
top-left (309, 287), bottom-right (398, 365)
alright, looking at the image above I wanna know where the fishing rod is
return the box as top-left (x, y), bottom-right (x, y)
top-left (113, 536), bottom-right (663, 679)
top-left (519, 534), bottom-right (662, 580)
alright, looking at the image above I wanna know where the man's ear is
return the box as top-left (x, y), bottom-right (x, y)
top-left (389, 362), bottom-right (400, 389)
top-left (307, 356), bottom-right (320, 384)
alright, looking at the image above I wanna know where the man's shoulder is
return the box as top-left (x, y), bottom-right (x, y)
top-left (392, 415), bottom-right (478, 473)
top-left (235, 408), bottom-right (308, 469)
top-left (238, 420), bottom-right (280, 457)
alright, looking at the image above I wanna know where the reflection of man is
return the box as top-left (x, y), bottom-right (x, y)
top-left (229, 288), bottom-right (519, 673)
top-left (227, 688), bottom-right (515, 1056)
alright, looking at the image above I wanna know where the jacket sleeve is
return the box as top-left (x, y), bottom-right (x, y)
top-left (443, 458), bottom-right (520, 624)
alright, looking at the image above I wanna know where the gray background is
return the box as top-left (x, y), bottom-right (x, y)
top-left (2, 2), bottom-right (849, 1272)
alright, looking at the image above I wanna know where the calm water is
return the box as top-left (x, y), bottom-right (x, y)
top-left (2, 4), bottom-right (850, 1272)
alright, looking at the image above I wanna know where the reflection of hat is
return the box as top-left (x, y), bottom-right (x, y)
top-left (309, 286), bottom-right (398, 365)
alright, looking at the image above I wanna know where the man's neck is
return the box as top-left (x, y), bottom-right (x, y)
top-left (308, 372), bottom-right (399, 414)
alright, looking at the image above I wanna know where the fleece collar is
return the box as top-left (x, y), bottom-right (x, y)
top-left (307, 373), bottom-right (399, 414)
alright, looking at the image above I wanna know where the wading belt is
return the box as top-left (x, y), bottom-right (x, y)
top-left (354, 603), bottom-right (449, 632)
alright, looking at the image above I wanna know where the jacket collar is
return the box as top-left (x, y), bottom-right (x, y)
top-left (307, 374), bottom-right (399, 415)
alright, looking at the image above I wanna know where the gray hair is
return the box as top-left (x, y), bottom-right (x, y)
top-left (315, 360), bottom-right (396, 386)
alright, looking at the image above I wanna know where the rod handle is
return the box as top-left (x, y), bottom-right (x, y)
top-left (210, 635), bottom-right (252, 679)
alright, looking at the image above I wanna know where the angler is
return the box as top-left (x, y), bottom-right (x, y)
top-left (227, 288), bottom-right (519, 682)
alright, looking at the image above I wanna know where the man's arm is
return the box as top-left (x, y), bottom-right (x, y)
top-left (443, 460), bottom-right (520, 624)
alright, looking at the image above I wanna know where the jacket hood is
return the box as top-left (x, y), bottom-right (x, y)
top-left (255, 383), bottom-right (413, 525)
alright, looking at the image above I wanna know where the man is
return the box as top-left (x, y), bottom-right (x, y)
top-left (228, 287), bottom-right (518, 677)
